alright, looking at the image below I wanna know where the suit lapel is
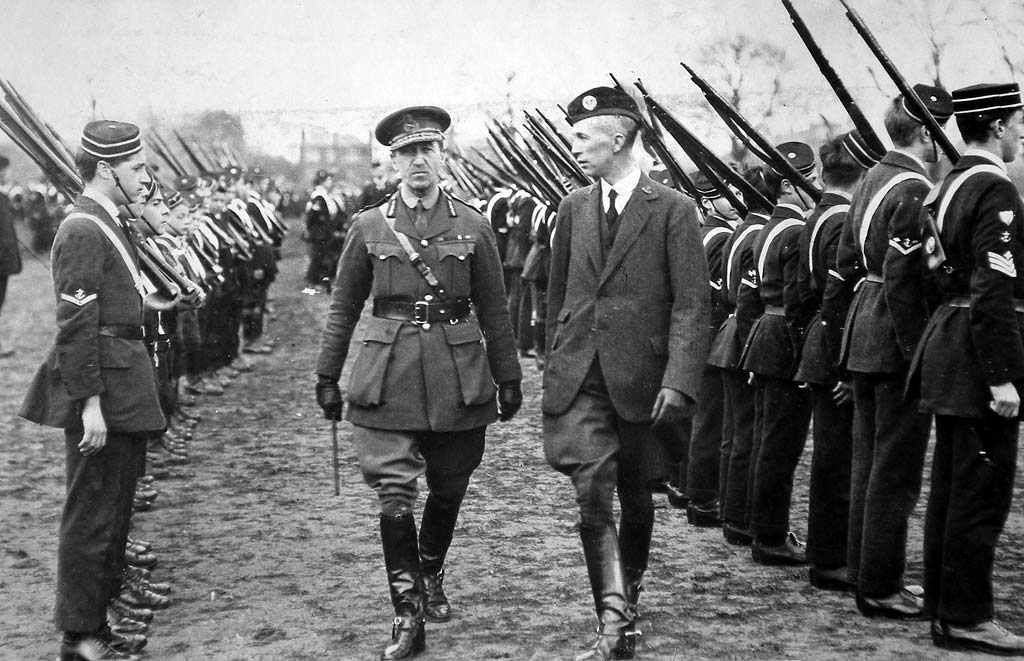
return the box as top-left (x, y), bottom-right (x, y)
top-left (581, 184), bottom-right (603, 272)
top-left (599, 175), bottom-right (657, 286)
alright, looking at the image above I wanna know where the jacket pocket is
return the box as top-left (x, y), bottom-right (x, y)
top-left (365, 241), bottom-right (405, 292)
top-left (436, 240), bottom-right (475, 294)
top-left (98, 335), bottom-right (135, 369)
top-left (346, 317), bottom-right (402, 407)
top-left (551, 308), bottom-right (571, 351)
top-left (442, 318), bottom-right (496, 406)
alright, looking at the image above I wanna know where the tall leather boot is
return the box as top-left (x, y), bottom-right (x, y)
top-left (379, 513), bottom-right (425, 660)
top-left (418, 495), bottom-right (460, 623)
top-left (576, 523), bottom-right (634, 661)
top-left (618, 515), bottom-right (653, 658)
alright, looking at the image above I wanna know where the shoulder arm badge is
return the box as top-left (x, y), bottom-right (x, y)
top-left (60, 288), bottom-right (97, 307)
top-left (999, 210), bottom-right (1015, 225)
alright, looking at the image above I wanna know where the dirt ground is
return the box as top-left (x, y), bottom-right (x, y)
top-left (2, 224), bottom-right (1022, 660)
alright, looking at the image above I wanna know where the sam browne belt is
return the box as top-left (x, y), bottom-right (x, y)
top-left (372, 297), bottom-right (472, 327)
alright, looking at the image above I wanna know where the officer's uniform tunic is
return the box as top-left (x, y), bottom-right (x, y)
top-left (794, 191), bottom-right (854, 567)
top-left (908, 149), bottom-right (1024, 624)
top-left (20, 192), bottom-right (165, 633)
top-left (316, 190), bottom-right (520, 505)
top-left (838, 150), bottom-right (933, 595)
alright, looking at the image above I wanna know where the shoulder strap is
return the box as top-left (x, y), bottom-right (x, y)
top-left (935, 164), bottom-right (1009, 232)
top-left (807, 204), bottom-right (849, 275)
top-left (375, 203), bottom-right (450, 297)
top-left (858, 172), bottom-right (931, 266)
top-left (757, 218), bottom-right (803, 281)
top-left (64, 212), bottom-right (149, 297)
top-left (702, 225), bottom-right (732, 248)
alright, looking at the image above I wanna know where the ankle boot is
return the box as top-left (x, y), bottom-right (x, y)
top-left (379, 513), bottom-right (425, 660)
top-left (419, 495), bottom-right (460, 623)
top-left (577, 524), bottom-right (634, 660)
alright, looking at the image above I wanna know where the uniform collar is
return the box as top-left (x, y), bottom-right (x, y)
top-left (400, 184), bottom-right (440, 210)
top-left (825, 189), bottom-right (853, 202)
top-left (964, 148), bottom-right (1008, 173)
top-left (890, 148), bottom-right (928, 174)
top-left (774, 202), bottom-right (806, 220)
top-left (81, 187), bottom-right (121, 223)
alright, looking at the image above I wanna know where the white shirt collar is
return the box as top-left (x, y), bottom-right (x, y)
top-left (828, 190), bottom-right (854, 202)
top-left (601, 166), bottom-right (641, 213)
top-left (777, 202), bottom-right (805, 217)
top-left (81, 188), bottom-right (121, 223)
top-left (964, 148), bottom-right (1009, 173)
top-left (891, 148), bottom-right (928, 174)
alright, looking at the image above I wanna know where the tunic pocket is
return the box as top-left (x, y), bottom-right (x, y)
top-left (442, 318), bottom-right (496, 406)
top-left (346, 317), bottom-right (402, 407)
top-left (436, 240), bottom-right (475, 294)
top-left (365, 241), bottom-right (405, 293)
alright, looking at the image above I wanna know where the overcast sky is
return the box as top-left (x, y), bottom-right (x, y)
top-left (3, 0), bottom-right (1023, 157)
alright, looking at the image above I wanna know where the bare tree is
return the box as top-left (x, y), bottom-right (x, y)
top-left (697, 34), bottom-right (793, 162)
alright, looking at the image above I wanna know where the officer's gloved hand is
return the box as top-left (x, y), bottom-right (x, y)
top-left (497, 380), bottom-right (523, 422)
top-left (315, 374), bottom-right (343, 421)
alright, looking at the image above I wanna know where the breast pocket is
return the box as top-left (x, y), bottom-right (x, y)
top-left (435, 240), bottom-right (475, 295)
top-left (442, 317), bottom-right (496, 406)
top-left (365, 241), bottom-right (405, 293)
top-left (346, 317), bottom-right (402, 407)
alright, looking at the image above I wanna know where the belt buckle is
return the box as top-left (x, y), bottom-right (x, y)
top-left (413, 300), bottom-right (430, 326)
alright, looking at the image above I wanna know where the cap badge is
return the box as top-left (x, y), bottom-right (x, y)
top-left (582, 95), bottom-right (598, 111)
top-left (787, 152), bottom-right (797, 159)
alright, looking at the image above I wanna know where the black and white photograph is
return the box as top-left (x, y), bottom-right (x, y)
top-left (2, 0), bottom-right (1024, 658)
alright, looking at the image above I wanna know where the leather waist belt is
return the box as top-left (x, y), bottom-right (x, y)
top-left (865, 273), bottom-right (883, 283)
top-left (373, 298), bottom-right (472, 326)
top-left (764, 305), bottom-right (785, 316)
top-left (944, 296), bottom-right (1024, 313)
top-left (98, 324), bottom-right (145, 341)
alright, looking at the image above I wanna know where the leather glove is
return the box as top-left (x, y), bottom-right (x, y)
top-left (497, 380), bottom-right (523, 422)
top-left (315, 374), bottom-right (343, 421)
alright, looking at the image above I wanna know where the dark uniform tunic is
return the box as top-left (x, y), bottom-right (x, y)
top-left (20, 192), bottom-right (164, 633)
top-left (708, 211), bottom-right (767, 525)
top-left (317, 190), bottom-right (520, 432)
top-left (740, 202), bottom-right (812, 539)
top-left (908, 149), bottom-right (1024, 625)
top-left (686, 214), bottom-right (736, 504)
top-left (794, 191), bottom-right (854, 567)
top-left (837, 150), bottom-right (933, 596)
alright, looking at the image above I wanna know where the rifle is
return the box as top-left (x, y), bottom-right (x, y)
top-left (682, 62), bottom-right (823, 203)
top-left (151, 129), bottom-right (190, 175)
top-left (173, 130), bottom-right (209, 173)
top-left (635, 80), bottom-right (755, 215)
top-left (780, 0), bottom-right (887, 158)
top-left (607, 73), bottom-right (700, 200)
top-left (838, 0), bottom-right (959, 162)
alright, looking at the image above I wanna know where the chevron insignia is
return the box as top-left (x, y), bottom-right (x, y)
top-left (999, 210), bottom-right (1015, 225)
top-left (988, 251), bottom-right (1017, 278)
top-left (60, 288), bottom-right (97, 307)
top-left (889, 237), bottom-right (921, 255)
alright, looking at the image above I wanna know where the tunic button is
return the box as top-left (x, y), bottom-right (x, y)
top-left (378, 255), bottom-right (387, 260)
top-left (422, 322), bottom-right (431, 331)
top-left (458, 255), bottom-right (466, 261)
top-left (420, 239), bottom-right (428, 247)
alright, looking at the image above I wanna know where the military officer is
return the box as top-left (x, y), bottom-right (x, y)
top-left (795, 131), bottom-right (875, 590)
top-left (315, 106), bottom-right (522, 660)
top-left (19, 121), bottom-right (167, 661)
top-left (709, 166), bottom-right (775, 547)
top-left (837, 85), bottom-right (953, 618)
top-left (543, 87), bottom-right (709, 660)
top-left (909, 82), bottom-right (1024, 656)
top-left (740, 142), bottom-right (819, 565)
top-left (684, 171), bottom-right (741, 527)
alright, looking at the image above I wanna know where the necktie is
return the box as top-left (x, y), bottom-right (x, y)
top-left (414, 201), bottom-right (428, 236)
top-left (605, 189), bottom-right (619, 249)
